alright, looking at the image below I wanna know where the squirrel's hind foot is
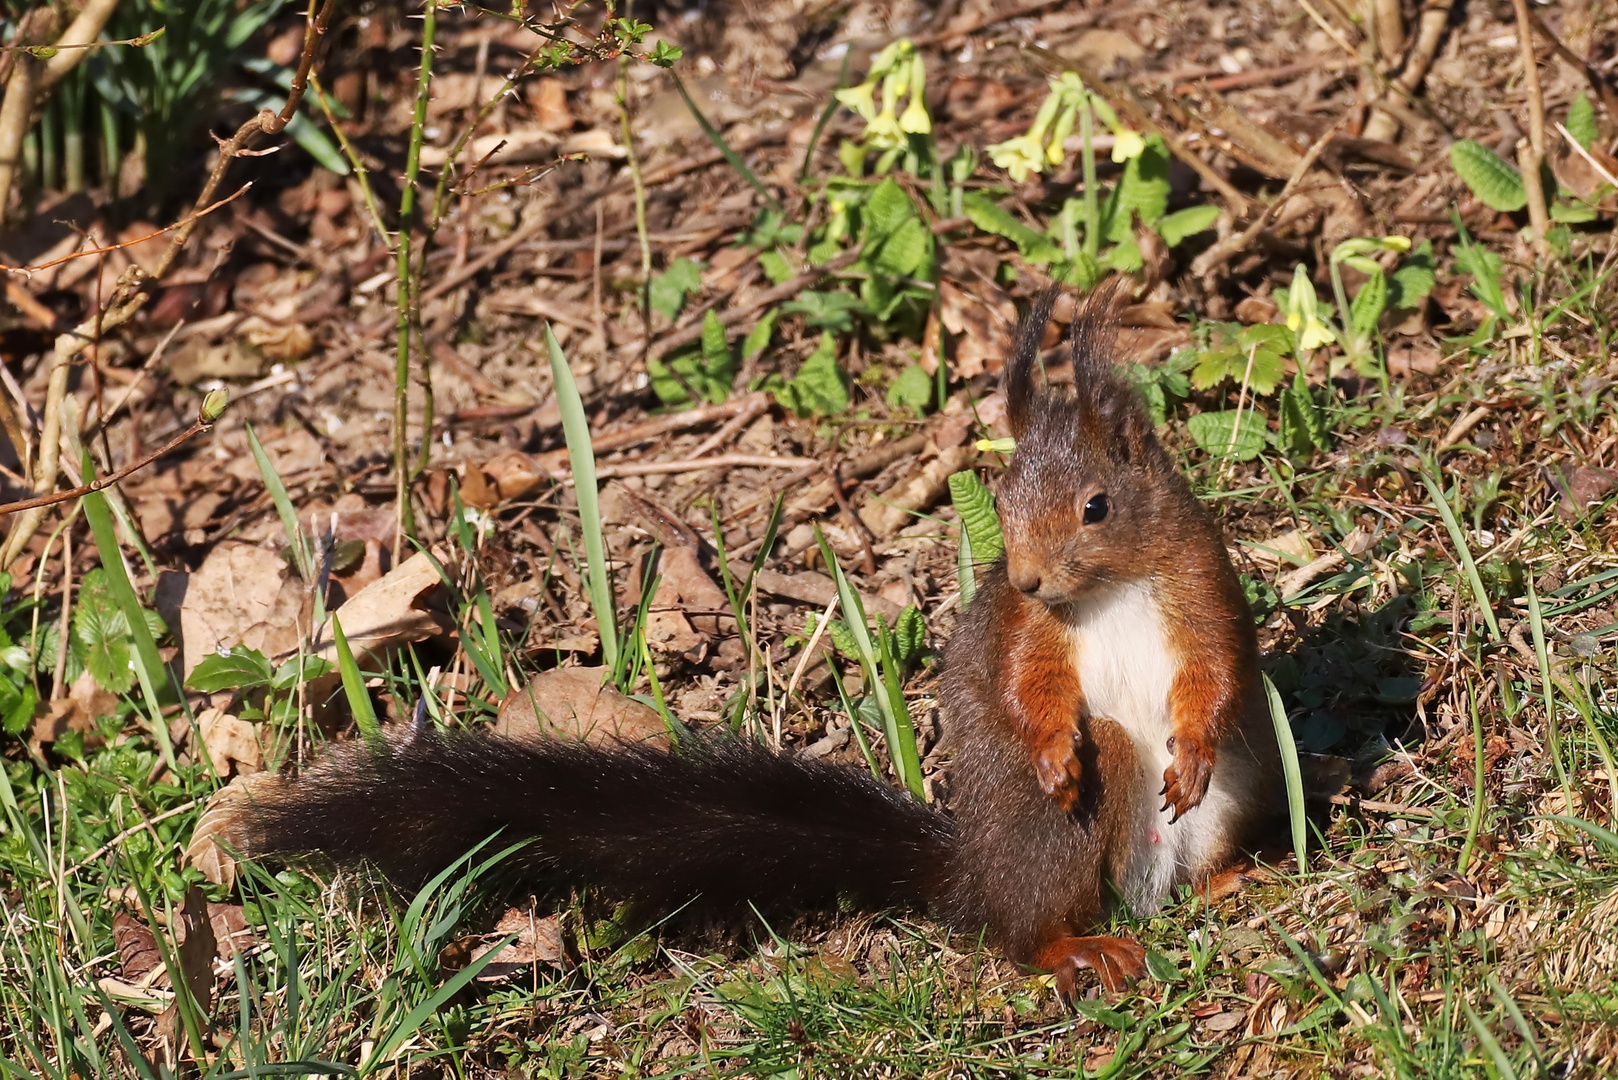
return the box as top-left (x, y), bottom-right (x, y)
top-left (1035, 934), bottom-right (1147, 996)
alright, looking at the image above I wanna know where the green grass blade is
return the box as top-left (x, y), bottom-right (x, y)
top-left (1458, 681), bottom-right (1487, 876)
top-left (1463, 1002), bottom-right (1520, 1080)
top-left (83, 483), bottom-right (177, 771)
top-left (332, 614), bottom-right (383, 754)
top-left (1420, 468), bottom-right (1500, 639)
top-left (547, 325), bottom-right (619, 671)
top-left (1526, 582), bottom-right (1576, 813)
top-left (247, 422), bottom-right (311, 581)
top-left (1263, 673), bottom-right (1308, 873)
top-left (360, 934), bottom-right (517, 1075)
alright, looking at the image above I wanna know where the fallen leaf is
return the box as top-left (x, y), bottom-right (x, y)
top-left (114, 911), bottom-right (163, 983)
top-left (1246, 528), bottom-right (1315, 569)
top-left (239, 316), bottom-right (313, 361)
top-left (1234, 296), bottom-right (1281, 324)
top-left (186, 772), bottom-right (285, 889)
top-left (482, 450), bottom-right (551, 501)
top-left (472, 906), bottom-right (566, 980)
top-left (859, 444), bottom-right (976, 538)
top-left (196, 706), bottom-right (263, 778)
top-left (496, 666), bottom-right (668, 748)
top-left (27, 698), bottom-right (97, 758)
top-left (937, 281), bottom-right (1016, 379)
top-left (168, 339), bottom-right (263, 385)
top-left (528, 77), bottom-right (574, 132)
top-left (208, 902), bottom-right (255, 962)
top-left (307, 549), bottom-right (452, 665)
top-left (155, 885), bottom-right (217, 1054)
top-left (166, 541), bottom-right (304, 683)
top-left (1554, 464), bottom-right (1617, 519)
top-left (1203, 1010), bottom-right (1247, 1033)
top-left (1387, 343), bottom-right (1441, 378)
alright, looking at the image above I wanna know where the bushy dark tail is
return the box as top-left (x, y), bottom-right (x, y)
top-left (234, 731), bottom-right (958, 914)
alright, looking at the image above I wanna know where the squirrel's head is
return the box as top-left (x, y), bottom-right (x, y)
top-left (995, 284), bottom-right (1173, 605)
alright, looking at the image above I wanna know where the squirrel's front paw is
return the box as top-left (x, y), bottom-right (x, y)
top-left (1159, 735), bottom-right (1215, 822)
top-left (1032, 735), bottom-right (1083, 812)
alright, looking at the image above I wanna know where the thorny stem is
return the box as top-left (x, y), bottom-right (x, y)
top-left (0, 411), bottom-right (217, 516)
top-left (1079, 97), bottom-right (1098, 258)
top-left (395, 0), bottom-right (439, 560)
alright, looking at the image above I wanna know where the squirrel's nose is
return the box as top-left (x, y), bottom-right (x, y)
top-left (1007, 565), bottom-right (1042, 595)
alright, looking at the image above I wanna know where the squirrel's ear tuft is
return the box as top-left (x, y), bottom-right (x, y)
top-left (1068, 277), bottom-right (1127, 386)
top-left (1004, 288), bottom-right (1059, 437)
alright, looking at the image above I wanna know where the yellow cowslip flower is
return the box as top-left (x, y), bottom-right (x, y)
top-left (834, 81), bottom-right (877, 121)
top-left (1285, 265), bottom-right (1336, 350)
top-left (898, 55), bottom-right (930, 134)
top-left (987, 90), bottom-right (1062, 181)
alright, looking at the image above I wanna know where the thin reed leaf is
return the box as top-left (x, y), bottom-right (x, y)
top-left (248, 422), bottom-right (311, 580)
top-left (1527, 581), bottom-right (1576, 813)
top-left (547, 324), bottom-right (619, 670)
top-left (1458, 680), bottom-right (1487, 876)
top-left (1421, 467), bottom-right (1500, 639)
top-left (333, 614), bottom-right (383, 754)
top-left (1263, 673), bottom-right (1308, 872)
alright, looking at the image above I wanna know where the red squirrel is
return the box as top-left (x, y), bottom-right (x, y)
top-left (215, 287), bottom-right (1281, 995)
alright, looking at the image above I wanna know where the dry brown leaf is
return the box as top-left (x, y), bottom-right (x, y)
top-left (155, 885), bottom-right (217, 1054)
top-left (1246, 529), bottom-right (1316, 569)
top-left (482, 451), bottom-right (550, 501)
top-left (472, 907), bottom-right (566, 981)
top-left (306, 549), bottom-right (451, 665)
top-left (936, 281), bottom-right (1016, 379)
top-left (185, 772), bottom-right (284, 889)
top-left (240, 315), bottom-right (314, 361)
top-left (208, 903), bottom-right (255, 962)
top-left (114, 911), bottom-right (163, 984)
top-left (645, 545), bottom-right (730, 662)
top-left (527, 77), bottom-right (574, 132)
top-left (169, 340), bottom-right (264, 385)
top-left (496, 666), bottom-right (668, 749)
top-left (27, 698), bottom-right (97, 757)
top-left (196, 707), bottom-right (263, 778)
top-left (166, 541), bottom-right (303, 683)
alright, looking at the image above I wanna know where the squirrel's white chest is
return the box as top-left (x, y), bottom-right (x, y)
top-left (1066, 580), bottom-right (1176, 740)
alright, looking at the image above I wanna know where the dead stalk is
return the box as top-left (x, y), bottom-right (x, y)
top-left (1510, 0), bottom-right (1551, 258)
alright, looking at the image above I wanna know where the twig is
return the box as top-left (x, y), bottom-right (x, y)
top-left (1326, 793), bottom-right (1439, 818)
top-left (1, 185), bottom-right (252, 277)
top-left (1529, 9), bottom-right (1618, 117)
top-left (1555, 121), bottom-right (1618, 190)
top-left (0, 402), bottom-right (222, 516)
top-left (1511, 0), bottom-right (1551, 258)
top-left (829, 463), bottom-right (879, 575)
top-left (562, 453), bottom-right (819, 483)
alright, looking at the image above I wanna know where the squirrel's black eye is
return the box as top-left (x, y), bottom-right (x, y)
top-left (1082, 494), bottom-right (1110, 524)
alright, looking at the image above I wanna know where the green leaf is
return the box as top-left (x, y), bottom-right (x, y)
top-left (871, 215), bottom-right (931, 278)
top-left (1551, 198), bottom-right (1599, 223)
top-left (863, 177), bottom-right (916, 240)
top-left (1568, 92), bottom-right (1598, 151)
top-left (648, 257), bottom-right (705, 320)
top-left (1349, 266), bottom-right (1387, 340)
top-left (74, 585), bottom-right (135, 697)
top-left (781, 290), bottom-right (864, 332)
top-left (1186, 409), bottom-right (1266, 461)
top-left (271, 655), bottom-right (335, 691)
top-left (824, 617), bottom-right (860, 661)
top-left (1102, 134), bottom-right (1171, 243)
top-left (741, 308), bottom-right (778, 360)
top-left (894, 605), bottom-right (926, 664)
top-left (332, 615), bottom-right (383, 754)
top-left (758, 250), bottom-right (795, 284)
top-left (1278, 372), bottom-right (1330, 456)
top-left (1388, 239), bottom-right (1435, 309)
top-left (769, 333), bottom-right (848, 416)
top-left (1104, 236), bottom-right (1144, 272)
top-left (647, 310), bottom-right (735, 406)
top-left (962, 192), bottom-right (1064, 263)
top-left (886, 363), bottom-right (934, 411)
top-left (187, 647), bottom-right (275, 693)
top-left (1191, 325), bottom-right (1287, 396)
top-left (948, 470), bottom-right (1004, 565)
top-left (1453, 230), bottom-right (1509, 321)
top-left (0, 678), bottom-right (35, 735)
top-left (1449, 140), bottom-right (1527, 212)
top-left (1155, 204), bottom-right (1220, 247)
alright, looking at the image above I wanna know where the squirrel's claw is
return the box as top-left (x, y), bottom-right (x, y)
top-left (1160, 737), bottom-right (1215, 822)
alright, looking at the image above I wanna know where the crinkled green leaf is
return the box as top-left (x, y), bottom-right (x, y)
top-left (769, 333), bottom-right (848, 416)
top-left (1350, 266), bottom-right (1387, 340)
top-left (887, 363), bottom-right (934, 411)
top-left (758, 250), bottom-right (795, 284)
top-left (948, 470), bottom-right (1004, 565)
top-left (963, 192), bottom-right (1064, 263)
top-left (187, 646), bottom-right (275, 693)
top-left (782, 290), bottom-right (865, 332)
top-left (1155, 204), bottom-right (1220, 247)
top-left (1551, 198), bottom-right (1600, 223)
top-left (1568, 92), bottom-right (1598, 151)
top-left (871, 215), bottom-right (931, 278)
top-left (1191, 324), bottom-right (1288, 396)
top-left (1388, 240), bottom-right (1435, 309)
top-left (1453, 234), bottom-right (1509, 320)
top-left (895, 605), bottom-right (926, 664)
top-left (1450, 140), bottom-right (1527, 212)
top-left (863, 177), bottom-right (916, 239)
top-left (1278, 372), bottom-right (1330, 456)
top-left (74, 601), bottom-right (134, 696)
top-left (0, 677), bottom-right (35, 735)
top-left (648, 310), bottom-right (735, 407)
top-left (1186, 409), bottom-right (1266, 461)
top-left (1104, 236), bottom-right (1144, 272)
top-left (1102, 135), bottom-right (1171, 242)
top-left (742, 308), bottom-right (778, 360)
top-left (648, 257), bottom-right (705, 320)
